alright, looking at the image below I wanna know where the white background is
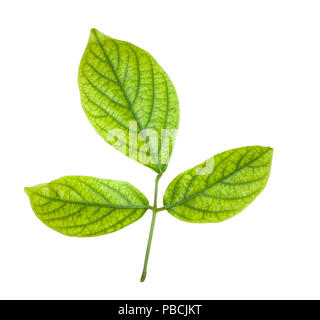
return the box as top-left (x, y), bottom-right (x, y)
top-left (1, 0), bottom-right (319, 300)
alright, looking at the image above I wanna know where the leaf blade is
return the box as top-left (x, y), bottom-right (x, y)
top-left (78, 29), bottom-right (179, 173)
top-left (163, 146), bottom-right (273, 223)
top-left (25, 176), bottom-right (149, 237)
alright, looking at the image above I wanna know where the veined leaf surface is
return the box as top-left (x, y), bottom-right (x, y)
top-left (163, 146), bottom-right (273, 223)
top-left (25, 176), bottom-right (149, 237)
top-left (78, 29), bottom-right (179, 173)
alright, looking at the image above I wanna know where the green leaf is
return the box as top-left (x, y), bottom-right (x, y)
top-left (163, 146), bottom-right (273, 223)
top-left (78, 29), bottom-right (179, 173)
top-left (25, 176), bottom-right (149, 237)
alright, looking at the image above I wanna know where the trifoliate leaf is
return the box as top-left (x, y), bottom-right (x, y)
top-left (78, 29), bottom-right (179, 173)
top-left (25, 176), bottom-right (149, 237)
top-left (163, 146), bottom-right (273, 223)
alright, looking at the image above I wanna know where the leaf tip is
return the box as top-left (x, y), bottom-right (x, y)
top-left (24, 187), bottom-right (31, 196)
top-left (260, 146), bottom-right (273, 156)
top-left (88, 28), bottom-right (100, 41)
top-left (266, 146), bottom-right (274, 155)
top-left (90, 27), bottom-right (98, 34)
top-left (89, 28), bottom-right (104, 39)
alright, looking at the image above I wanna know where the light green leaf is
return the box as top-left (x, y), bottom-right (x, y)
top-left (78, 29), bottom-right (179, 173)
top-left (163, 146), bottom-right (273, 223)
top-left (25, 176), bottom-right (149, 237)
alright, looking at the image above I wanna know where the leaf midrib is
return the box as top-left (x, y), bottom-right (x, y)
top-left (92, 30), bottom-right (163, 173)
top-left (28, 190), bottom-right (148, 210)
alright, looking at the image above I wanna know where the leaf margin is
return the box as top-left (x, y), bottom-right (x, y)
top-left (163, 145), bottom-right (273, 223)
top-left (25, 175), bottom-right (150, 237)
top-left (78, 28), bottom-right (180, 174)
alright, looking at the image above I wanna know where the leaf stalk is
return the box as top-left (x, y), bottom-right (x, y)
top-left (140, 173), bottom-right (162, 282)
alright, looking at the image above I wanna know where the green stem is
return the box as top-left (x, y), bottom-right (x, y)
top-left (140, 174), bottom-right (162, 282)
